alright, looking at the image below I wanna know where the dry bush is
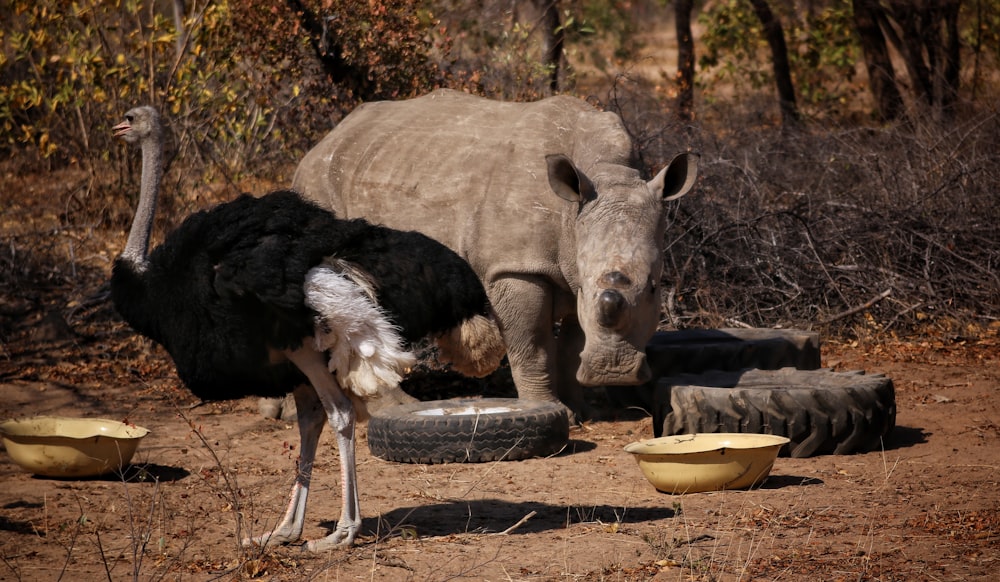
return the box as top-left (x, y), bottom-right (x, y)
top-left (613, 93), bottom-right (1000, 337)
top-left (5, 1), bottom-right (1000, 343)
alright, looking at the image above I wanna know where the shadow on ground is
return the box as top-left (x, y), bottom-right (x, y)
top-left (318, 498), bottom-right (678, 541)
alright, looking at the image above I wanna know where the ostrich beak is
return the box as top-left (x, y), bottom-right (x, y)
top-left (112, 120), bottom-right (131, 138)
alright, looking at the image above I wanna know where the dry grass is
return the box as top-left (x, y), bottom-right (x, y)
top-left (599, 83), bottom-right (1000, 338)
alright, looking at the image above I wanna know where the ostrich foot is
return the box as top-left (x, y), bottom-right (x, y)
top-left (303, 522), bottom-right (358, 551)
top-left (242, 525), bottom-right (302, 549)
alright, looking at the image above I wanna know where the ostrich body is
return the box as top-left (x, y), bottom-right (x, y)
top-left (110, 106), bottom-right (504, 550)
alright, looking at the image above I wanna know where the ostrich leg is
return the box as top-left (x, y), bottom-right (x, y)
top-left (244, 383), bottom-right (325, 547)
top-left (305, 386), bottom-right (360, 549)
top-left (287, 347), bottom-right (363, 550)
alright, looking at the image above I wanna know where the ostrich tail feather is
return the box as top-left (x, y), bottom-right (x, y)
top-left (435, 314), bottom-right (506, 378)
top-left (304, 266), bottom-right (415, 400)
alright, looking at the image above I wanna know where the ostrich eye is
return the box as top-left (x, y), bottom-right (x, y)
top-left (125, 115), bottom-right (133, 122)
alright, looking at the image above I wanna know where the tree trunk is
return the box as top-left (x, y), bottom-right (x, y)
top-left (879, 0), bottom-right (963, 116)
top-left (939, 0), bottom-right (962, 113)
top-left (535, 0), bottom-right (563, 94)
top-left (747, 0), bottom-right (799, 126)
top-left (852, 0), bottom-right (904, 121)
top-left (675, 0), bottom-right (695, 122)
top-left (172, 0), bottom-right (186, 63)
top-left (886, 3), bottom-right (935, 106)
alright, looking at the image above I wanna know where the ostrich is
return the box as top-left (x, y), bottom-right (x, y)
top-left (110, 106), bottom-right (505, 550)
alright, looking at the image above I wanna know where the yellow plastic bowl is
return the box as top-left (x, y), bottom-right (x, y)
top-left (624, 433), bottom-right (789, 494)
top-left (0, 416), bottom-right (150, 478)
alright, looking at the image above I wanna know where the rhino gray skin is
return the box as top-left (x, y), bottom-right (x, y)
top-left (293, 89), bottom-right (698, 418)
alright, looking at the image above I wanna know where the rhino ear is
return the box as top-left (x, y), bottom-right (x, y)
top-left (650, 152), bottom-right (700, 201)
top-left (546, 154), bottom-right (597, 204)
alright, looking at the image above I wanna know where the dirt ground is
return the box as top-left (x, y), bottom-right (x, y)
top-left (1, 168), bottom-right (999, 581)
top-left (2, 322), bottom-right (999, 582)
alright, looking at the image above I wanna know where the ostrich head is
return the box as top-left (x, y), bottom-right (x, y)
top-left (112, 106), bottom-right (162, 146)
top-left (114, 106), bottom-right (165, 268)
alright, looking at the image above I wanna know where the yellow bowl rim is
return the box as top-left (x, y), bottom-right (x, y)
top-left (0, 416), bottom-right (150, 441)
top-left (624, 433), bottom-right (790, 456)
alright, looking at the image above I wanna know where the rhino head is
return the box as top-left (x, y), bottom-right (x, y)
top-left (546, 152), bottom-right (699, 386)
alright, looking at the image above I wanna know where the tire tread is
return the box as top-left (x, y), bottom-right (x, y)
top-left (656, 368), bottom-right (896, 457)
top-left (368, 398), bottom-right (570, 464)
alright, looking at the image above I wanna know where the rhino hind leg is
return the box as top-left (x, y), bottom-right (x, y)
top-left (435, 314), bottom-right (506, 378)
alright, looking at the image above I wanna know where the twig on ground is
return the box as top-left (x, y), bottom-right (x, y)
top-left (495, 511), bottom-right (537, 536)
top-left (819, 289), bottom-right (892, 325)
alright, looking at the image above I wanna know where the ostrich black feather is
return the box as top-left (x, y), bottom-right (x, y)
top-left (111, 190), bottom-right (489, 401)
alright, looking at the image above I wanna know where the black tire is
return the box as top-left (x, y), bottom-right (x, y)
top-left (645, 328), bottom-right (821, 378)
top-left (367, 398), bottom-right (570, 464)
top-left (607, 328), bottom-right (821, 414)
top-left (654, 368), bottom-right (896, 458)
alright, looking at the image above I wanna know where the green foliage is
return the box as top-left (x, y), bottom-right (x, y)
top-left (697, 0), bottom-right (769, 91)
top-left (697, 0), bottom-right (860, 117)
top-left (1, 2), bottom-right (146, 160)
top-left (575, 0), bottom-right (636, 61)
top-left (475, 20), bottom-right (560, 99)
top-left (430, 1), bottom-right (558, 100)
top-left (0, 0), bottom-right (444, 180)
top-left (786, 5), bottom-right (858, 110)
top-left (1, 1), bottom-right (285, 174)
top-left (551, 0), bottom-right (646, 82)
top-left (5, 0), bottom-right (776, 180)
top-left (303, 0), bottom-right (444, 98)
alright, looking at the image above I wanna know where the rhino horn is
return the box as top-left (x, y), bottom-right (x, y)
top-left (546, 154), bottom-right (596, 205)
top-left (651, 152), bottom-right (700, 201)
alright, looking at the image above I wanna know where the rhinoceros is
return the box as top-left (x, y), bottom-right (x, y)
top-left (293, 89), bottom-right (698, 417)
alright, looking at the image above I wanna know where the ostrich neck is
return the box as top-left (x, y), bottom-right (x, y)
top-left (120, 136), bottom-right (163, 269)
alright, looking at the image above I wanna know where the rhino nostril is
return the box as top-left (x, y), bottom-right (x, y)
top-left (598, 289), bottom-right (626, 327)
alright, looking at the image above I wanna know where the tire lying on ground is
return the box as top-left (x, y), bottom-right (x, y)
top-left (367, 398), bottom-right (570, 464)
top-left (645, 328), bottom-right (821, 378)
top-left (606, 328), bottom-right (821, 414)
top-left (653, 368), bottom-right (896, 458)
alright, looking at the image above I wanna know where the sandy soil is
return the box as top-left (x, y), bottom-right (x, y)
top-left (1, 311), bottom-right (998, 582)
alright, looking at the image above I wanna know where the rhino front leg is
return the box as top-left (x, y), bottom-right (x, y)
top-left (489, 277), bottom-right (564, 408)
top-left (554, 315), bottom-right (588, 420)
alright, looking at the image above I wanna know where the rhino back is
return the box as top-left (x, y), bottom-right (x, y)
top-left (293, 89), bottom-right (635, 285)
